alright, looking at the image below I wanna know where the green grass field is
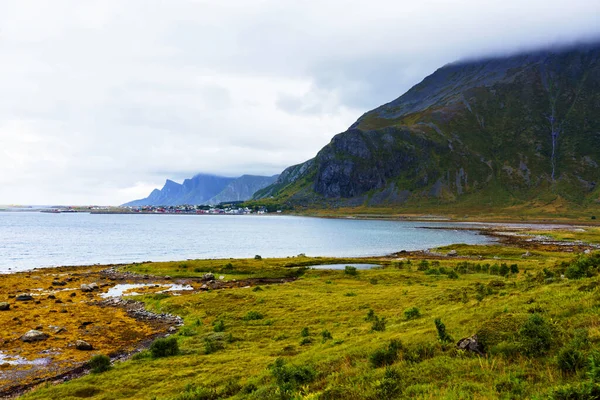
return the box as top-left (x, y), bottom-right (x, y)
top-left (21, 241), bottom-right (600, 399)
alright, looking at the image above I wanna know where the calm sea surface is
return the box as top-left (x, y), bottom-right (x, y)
top-left (0, 212), bottom-right (492, 272)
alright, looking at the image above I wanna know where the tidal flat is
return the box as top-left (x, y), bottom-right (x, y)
top-left (3, 225), bottom-right (600, 399)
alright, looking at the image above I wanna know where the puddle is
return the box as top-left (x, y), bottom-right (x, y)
top-left (309, 263), bottom-right (381, 270)
top-left (0, 351), bottom-right (51, 367)
top-left (101, 283), bottom-right (194, 298)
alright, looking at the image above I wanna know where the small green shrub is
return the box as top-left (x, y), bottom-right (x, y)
top-left (299, 337), bottom-right (313, 346)
top-left (499, 263), bottom-right (510, 277)
top-left (321, 329), bottom-right (332, 342)
top-left (252, 286), bottom-right (264, 292)
top-left (204, 337), bottom-right (224, 354)
top-left (550, 382), bottom-right (600, 400)
top-left (213, 319), bottom-right (225, 332)
top-left (519, 314), bottom-right (553, 357)
top-left (344, 265), bottom-right (358, 276)
top-left (557, 346), bottom-right (587, 373)
top-left (254, 255), bottom-right (262, 260)
top-left (586, 351), bottom-right (600, 384)
top-left (178, 326), bottom-right (197, 337)
top-left (88, 354), bottom-right (111, 373)
top-left (300, 327), bottom-right (310, 337)
top-left (365, 309), bottom-right (376, 321)
top-left (447, 270), bottom-right (459, 279)
top-left (369, 339), bottom-right (402, 368)
top-left (150, 336), bottom-right (179, 358)
top-left (269, 358), bottom-right (316, 393)
top-left (404, 307), bottom-right (421, 320)
top-left (510, 264), bottom-right (520, 274)
top-left (371, 316), bottom-right (387, 332)
top-left (375, 368), bottom-right (402, 398)
top-left (434, 318), bottom-right (452, 343)
top-left (243, 311), bottom-right (264, 321)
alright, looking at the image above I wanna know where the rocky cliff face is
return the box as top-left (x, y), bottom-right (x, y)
top-left (256, 42), bottom-right (600, 209)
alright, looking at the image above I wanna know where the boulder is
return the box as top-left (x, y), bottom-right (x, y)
top-left (16, 294), bottom-right (33, 301)
top-left (0, 302), bottom-right (9, 311)
top-left (21, 330), bottom-right (49, 342)
top-left (202, 273), bottom-right (215, 281)
top-left (457, 334), bottom-right (484, 355)
top-left (447, 250), bottom-right (458, 257)
top-left (52, 280), bottom-right (67, 286)
top-left (74, 340), bottom-right (93, 350)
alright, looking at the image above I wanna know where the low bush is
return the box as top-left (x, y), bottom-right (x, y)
top-left (243, 311), bottom-right (264, 321)
top-left (375, 368), bottom-right (402, 398)
top-left (519, 314), bottom-right (553, 357)
top-left (371, 316), bottom-right (387, 332)
top-left (557, 346), bottom-right (587, 373)
top-left (254, 255), bottom-right (262, 260)
top-left (369, 339), bottom-right (402, 368)
top-left (204, 337), bottom-right (224, 354)
top-left (88, 354), bottom-right (111, 373)
top-left (404, 307), bottom-right (421, 320)
top-left (269, 358), bottom-right (316, 394)
top-left (150, 336), bottom-right (179, 358)
top-left (321, 329), bottom-right (332, 342)
top-left (344, 265), bottom-right (358, 276)
top-left (434, 318), bottom-right (452, 343)
top-left (300, 327), bottom-right (310, 337)
top-left (212, 319), bottom-right (225, 332)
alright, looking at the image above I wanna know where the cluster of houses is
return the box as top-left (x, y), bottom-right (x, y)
top-left (122, 205), bottom-right (273, 215)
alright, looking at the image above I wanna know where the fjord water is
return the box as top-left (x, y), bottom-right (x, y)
top-left (0, 212), bottom-right (491, 272)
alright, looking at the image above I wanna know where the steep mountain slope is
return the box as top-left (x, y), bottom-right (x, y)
top-left (256, 43), bottom-right (600, 213)
top-left (206, 175), bottom-right (278, 205)
top-left (123, 173), bottom-right (279, 206)
top-left (123, 174), bottom-right (235, 206)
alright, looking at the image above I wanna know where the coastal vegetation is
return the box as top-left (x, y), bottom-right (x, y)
top-left (7, 224), bottom-right (600, 399)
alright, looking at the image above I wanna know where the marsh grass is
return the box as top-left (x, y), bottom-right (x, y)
top-left (20, 247), bottom-right (600, 400)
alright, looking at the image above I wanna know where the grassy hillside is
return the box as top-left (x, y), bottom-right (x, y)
top-left (20, 228), bottom-right (600, 399)
top-left (254, 43), bottom-right (600, 217)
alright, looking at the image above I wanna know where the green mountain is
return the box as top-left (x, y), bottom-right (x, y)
top-left (255, 43), bottom-right (600, 215)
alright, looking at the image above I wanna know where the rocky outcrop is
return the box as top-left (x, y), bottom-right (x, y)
top-left (0, 302), bottom-right (10, 310)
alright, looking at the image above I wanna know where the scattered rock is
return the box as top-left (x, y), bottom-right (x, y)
top-left (52, 280), bottom-right (67, 286)
top-left (457, 335), bottom-right (484, 355)
top-left (89, 283), bottom-right (99, 290)
top-left (70, 292), bottom-right (77, 297)
top-left (48, 294), bottom-right (56, 299)
top-left (49, 325), bottom-right (67, 334)
top-left (74, 340), bottom-right (93, 350)
top-left (79, 321), bottom-right (93, 329)
top-left (200, 284), bottom-right (208, 290)
top-left (522, 251), bottom-right (531, 258)
top-left (20, 330), bottom-right (49, 342)
top-left (80, 284), bottom-right (93, 292)
top-left (0, 302), bottom-right (10, 311)
top-left (167, 326), bottom-right (177, 333)
top-left (164, 276), bottom-right (171, 280)
top-left (16, 294), bottom-right (33, 301)
top-left (55, 299), bottom-right (63, 304)
top-left (447, 250), bottom-right (458, 257)
top-left (202, 273), bottom-right (215, 281)
top-left (219, 276), bottom-right (225, 280)
top-left (585, 249), bottom-right (592, 254)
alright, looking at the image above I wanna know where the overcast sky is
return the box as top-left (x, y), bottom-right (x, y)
top-left (1, 0), bottom-right (599, 205)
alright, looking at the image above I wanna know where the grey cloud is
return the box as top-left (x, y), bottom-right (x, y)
top-left (0, 0), bottom-right (599, 204)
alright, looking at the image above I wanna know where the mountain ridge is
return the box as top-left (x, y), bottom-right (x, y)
top-left (254, 42), bottom-right (600, 215)
top-left (124, 173), bottom-right (278, 206)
